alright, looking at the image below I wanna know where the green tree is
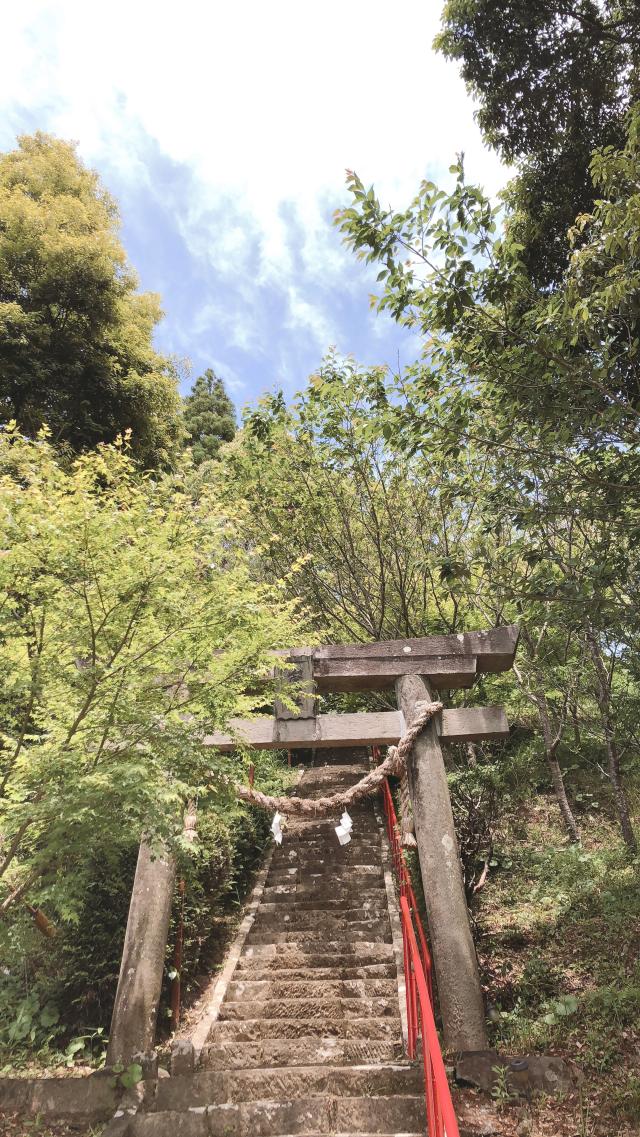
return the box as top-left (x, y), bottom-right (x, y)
top-left (221, 354), bottom-right (485, 644)
top-left (0, 132), bottom-right (182, 465)
top-left (336, 114), bottom-right (640, 509)
top-left (183, 369), bottom-right (236, 465)
top-left (334, 117), bottom-right (640, 849)
top-left (0, 426), bottom-right (305, 919)
top-left (436, 1), bottom-right (640, 285)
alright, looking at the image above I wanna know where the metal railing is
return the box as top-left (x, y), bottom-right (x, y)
top-left (375, 747), bottom-right (460, 1137)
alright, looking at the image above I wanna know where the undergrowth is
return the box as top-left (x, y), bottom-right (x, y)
top-left (0, 749), bottom-right (294, 1074)
top-left (477, 795), bottom-right (640, 1131)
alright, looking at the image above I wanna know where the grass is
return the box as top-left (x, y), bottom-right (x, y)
top-left (476, 795), bottom-right (640, 1134)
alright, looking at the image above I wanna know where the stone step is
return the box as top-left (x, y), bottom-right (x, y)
top-left (226, 979), bottom-right (398, 1003)
top-left (261, 882), bottom-right (384, 900)
top-left (275, 842), bottom-right (379, 852)
top-left (278, 825), bottom-right (377, 841)
top-left (250, 914), bottom-right (391, 932)
top-left (210, 1017), bottom-right (401, 1041)
top-left (236, 943), bottom-right (394, 968)
top-left (262, 886), bottom-right (385, 903)
top-left (278, 819), bottom-right (378, 831)
top-left (266, 869), bottom-right (381, 885)
top-left (288, 789), bottom-right (376, 800)
top-left (150, 1065), bottom-right (423, 1111)
top-left (279, 809), bottom-right (376, 820)
top-left (251, 912), bottom-right (390, 933)
top-left (296, 764), bottom-right (370, 775)
top-left (292, 778), bottom-right (371, 791)
top-left (127, 1096), bottom-right (425, 1136)
top-left (218, 997), bottom-right (398, 1022)
top-left (267, 864), bottom-right (383, 876)
top-left (264, 877), bottom-right (384, 894)
top-left (201, 1038), bottom-right (403, 1070)
top-left (256, 900), bottom-right (388, 916)
top-left (271, 848), bottom-right (381, 864)
top-left (228, 963), bottom-right (398, 982)
top-left (245, 924), bottom-right (392, 946)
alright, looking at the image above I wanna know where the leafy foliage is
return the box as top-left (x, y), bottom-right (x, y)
top-left (183, 369), bottom-right (236, 466)
top-left (0, 425), bottom-right (306, 922)
top-left (0, 133), bottom-right (182, 465)
top-left (436, 1), bottom-right (640, 284)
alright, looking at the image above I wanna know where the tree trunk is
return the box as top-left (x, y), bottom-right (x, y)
top-left (584, 631), bottom-right (637, 853)
top-left (534, 691), bottom-right (581, 844)
top-left (396, 673), bottom-right (488, 1052)
top-left (106, 838), bottom-right (176, 1067)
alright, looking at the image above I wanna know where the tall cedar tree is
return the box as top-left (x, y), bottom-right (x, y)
top-left (183, 369), bottom-right (236, 464)
top-left (0, 132), bottom-right (182, 465)
top-left (436, 1), bottom-right (640, 286)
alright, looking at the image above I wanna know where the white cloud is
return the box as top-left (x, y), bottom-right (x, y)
top-left (1, 1), bottom-right (509, 375)
top-left (207, 358), bottom-right (247, 395)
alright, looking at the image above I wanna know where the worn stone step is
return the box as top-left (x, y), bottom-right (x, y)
top-left (247, 914), bottom-right (391, 932)
top-left (128, 1095), bottom-right (425, 1136)
top-left (228, 963), bottom-right (398, 982)
top-left (269, 850), bottom-right (379, 864)
top-left (247, 924), bottom-right (392, 944)
top-left (274, 834), bottom-right (379, 846)
top-left (290, 788), bottom-right (373, 795)
top-left (245, 924), bottom-right (392, 946)
top-left (252, 912), bottom-right (390, 932)
top-left (211, 1016), bottom-right (401, 1041)
top-left (280, 825), bottom-right (377, 842)
top-left (236, 943), bottom-right (394, 968)
top-left (257, 900), bottom-right (388, 916)
top-left (218, 996), bottom-right (398, 1022)
top-left (268, 864), bottom-right (380, 878)
top-left (266, 870), bottom-right (381, 886)
top-left (261, 882), bottom-right (386, 900)
top-left (262, 885), bottom-right (385, 903)
top-left (129, 1123), bottom-right (422, 1137)
top-left (292, 780), bottom-right (370, 791)
top-left (226, 978), bottom-right (398, 1003)
top-left (271, 849), bottom-right (381, 865)
top-left (281, 816), bottom-right (378, 828)
top-left (264, 877), bottom-right (384, 894)
top-left (150, 1065), bottom-right (423, 1111)
top-left (200, 1038), bottom-right (403, 1070)
top-left (296, 765), bottom-right (369, 777)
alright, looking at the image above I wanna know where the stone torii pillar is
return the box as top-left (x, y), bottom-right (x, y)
top-left (397, 673), bottom-right (487, 1052)
top-left (107, 804), bottom-right (197, 1067)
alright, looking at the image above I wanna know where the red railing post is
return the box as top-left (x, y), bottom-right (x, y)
top-left (375, 746), bottom-right (460, 1137)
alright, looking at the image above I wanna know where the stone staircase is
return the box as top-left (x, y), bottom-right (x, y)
top-left (119, 748), bottom-right (427, 1135)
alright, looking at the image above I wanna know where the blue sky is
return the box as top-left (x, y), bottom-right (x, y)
top-left (1, 1), bottom-right (508, 413)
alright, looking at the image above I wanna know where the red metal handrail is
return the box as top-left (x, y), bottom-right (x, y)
top-left (400, 895), bottom-right (460, 1137)
top-left (380, 777), bottom-right (433, 1006)
top-left (374, 746), bottom-right (459, 1137)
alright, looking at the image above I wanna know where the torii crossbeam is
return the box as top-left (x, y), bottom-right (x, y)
top-left (204, 624), bottom-right (519, 750)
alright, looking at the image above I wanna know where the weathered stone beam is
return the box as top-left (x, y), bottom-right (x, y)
top-left (203, 706), bottom-right (509, 751)
top-left (288, 624), bottom-right (519, 673)
top-left (313, 654), bottom-right (477, 692)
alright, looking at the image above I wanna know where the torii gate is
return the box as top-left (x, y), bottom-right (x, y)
top-left (204, 624), bottom-right (519, 1053)
top-left (108, 625), bottom-right (518, 1064)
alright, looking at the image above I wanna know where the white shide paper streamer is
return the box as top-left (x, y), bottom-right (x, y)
top-left (271, 811), bottom-right (283, 845)
top-left (335, 809), bottom-right (353, 846)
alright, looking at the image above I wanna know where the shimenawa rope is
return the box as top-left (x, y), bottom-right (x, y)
top-left (234, 699), bottom-right (443, 817)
